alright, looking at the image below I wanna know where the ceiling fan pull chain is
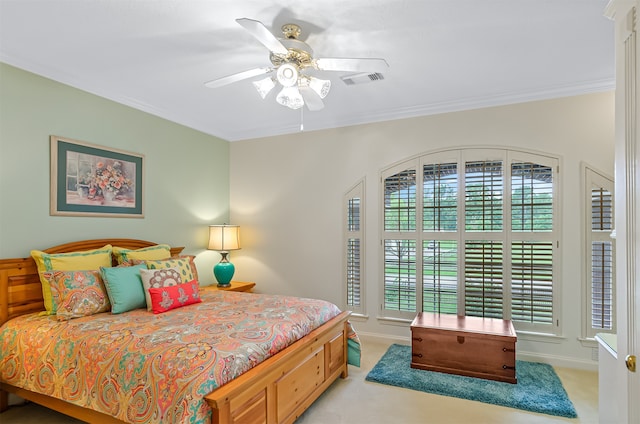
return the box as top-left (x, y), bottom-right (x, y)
top-left (300, 106), bottom-right (304, 131)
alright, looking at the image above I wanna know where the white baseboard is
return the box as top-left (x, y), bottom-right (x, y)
top-left (516, 350), bottom-right (598, 372)
top-left (358, 331), bottom-right (410, 345)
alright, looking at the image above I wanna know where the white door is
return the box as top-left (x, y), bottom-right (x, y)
top-left (606, 1), bottom-right (639, 422)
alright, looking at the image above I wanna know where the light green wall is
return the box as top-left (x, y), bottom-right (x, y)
top-left (0, 63), bottom-right (229, 284)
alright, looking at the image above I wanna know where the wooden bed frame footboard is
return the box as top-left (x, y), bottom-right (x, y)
top-left (0, 239), bottom-right (352, 424)
top-left (205, 310), bottom-right (350, 424)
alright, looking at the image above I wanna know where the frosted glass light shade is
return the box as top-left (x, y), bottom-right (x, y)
top-left (309, 77), bottom-right (331, 98)
top-left (253, 77), bottom-right (276, 99)
top-left (276, 86), bottom-right (304, 110)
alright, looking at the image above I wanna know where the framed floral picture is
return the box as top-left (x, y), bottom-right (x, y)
top-left (50, 135), bottom-right (144, 217)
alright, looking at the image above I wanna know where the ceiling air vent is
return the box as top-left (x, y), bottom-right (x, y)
top-left (341, 72), bottom-right (385, 85)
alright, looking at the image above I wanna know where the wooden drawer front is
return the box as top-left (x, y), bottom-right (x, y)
top-left (412, 330), bottom-right (516, 382)
top-left (327, 332), bottom-right (345, 375)
top-left (230, 389), bottom-right (267, 424)
top-left (276, 347), bottom-right (325, 422)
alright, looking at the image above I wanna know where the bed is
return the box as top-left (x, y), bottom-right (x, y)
top-left (0, 238), bottom-right (354, 424)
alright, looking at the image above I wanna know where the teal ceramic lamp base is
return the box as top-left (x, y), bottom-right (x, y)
top-left (214, 252), bottom-right (235, 287)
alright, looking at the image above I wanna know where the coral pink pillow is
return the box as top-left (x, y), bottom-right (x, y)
top-left (147, 280), bottom-right (201, 314)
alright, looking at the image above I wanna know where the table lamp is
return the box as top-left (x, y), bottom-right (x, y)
top-left (208, 224), bottom-right (241, 287)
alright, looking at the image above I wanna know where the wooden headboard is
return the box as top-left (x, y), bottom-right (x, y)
top-left (0, 239), bottom-right (184, 326)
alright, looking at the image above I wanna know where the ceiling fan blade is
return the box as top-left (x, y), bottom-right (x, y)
top-left (236, 18), bottom-right (289, 55)
top-left (204, 67), bottom-right (272, 89)
top-left (315, 57), bottom-right (389, 73)
top-left (299, 86), bottom-right (325, 111)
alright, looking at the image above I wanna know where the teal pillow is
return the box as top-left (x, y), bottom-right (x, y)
top-left (100, 264), bottom-right (147, 314)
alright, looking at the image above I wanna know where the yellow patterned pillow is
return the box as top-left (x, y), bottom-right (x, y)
top-left (112, 244), bottom-right (171, 264)
top-left (31, 244), bottom-right (113, 315)
top-left (146, 256), bottom-right (197, 284)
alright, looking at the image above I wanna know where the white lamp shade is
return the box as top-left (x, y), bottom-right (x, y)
top-left (208, 225), bottom-right (241, 251)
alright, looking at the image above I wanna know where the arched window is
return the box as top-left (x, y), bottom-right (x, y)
top-left (380, 148), bottom-right (560, 335)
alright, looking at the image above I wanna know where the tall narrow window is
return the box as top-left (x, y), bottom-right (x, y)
top-left (510, 162), bottom-right (555, 327)
top-left (381, 149), bottom-right (560, 335)
top-left (344, 180), bottom-right (365, 315)
top-left (583, 166), bottom-right (615, 339)
top-left (422, 162), bottom-right (458, 314)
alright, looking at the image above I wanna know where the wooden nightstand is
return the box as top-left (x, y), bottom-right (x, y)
top-left (201, 281), bottom-right (255, 293)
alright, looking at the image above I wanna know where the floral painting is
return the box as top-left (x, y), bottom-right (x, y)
top-left (74, 157), bottom-right (135, 204)
top-left (51, 136), bottom-right (144, 217)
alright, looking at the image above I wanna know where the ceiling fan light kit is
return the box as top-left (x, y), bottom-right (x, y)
top-left (253, 77), bottom-right (276, 99)
top-left (205, 18), bottom-right (388, 111)
top-left (276, 63), bottom-right (299, 87)
top-left (276, 86), bottom-right (304, 110)
top-left (308, 77), bottom-right (331, 98)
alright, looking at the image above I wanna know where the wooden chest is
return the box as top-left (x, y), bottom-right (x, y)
top-left (410, 312), bottom-right (517, 384)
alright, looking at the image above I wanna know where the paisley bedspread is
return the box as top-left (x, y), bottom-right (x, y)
top-left (0, 290), bottom-right (354, 423)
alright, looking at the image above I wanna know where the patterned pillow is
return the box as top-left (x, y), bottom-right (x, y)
top-left (145, 256), bottom-right (198, 283)
top-left (44, 270), bottom-right (111, 321)
top-left (139, 267), bottom-right (183, 311)
top-left (100, 264), bottom-right (147, 314)
top-left (31, 245), bottom-right (113, 315)
top-left (148, 280), bottom-right (201, 314)
top-left (112, 244), bottom-right (171, 265)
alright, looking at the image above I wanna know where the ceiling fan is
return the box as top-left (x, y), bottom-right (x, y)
top-left (204, 18), bottom-right (389, 111)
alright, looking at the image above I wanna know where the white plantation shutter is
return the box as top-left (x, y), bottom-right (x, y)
top-left (384, 168), bottom-right (416, 232)
top-left (465, 160), bottom-right (503, 232)
top-left (381, 162), bottom-right (418, 319)
top-left (511, 241), bottom-right (554, 324)
top-left (384, 239), bottom-right (417, 312)
top-left (422, 162), bottom-right (458, 314)
top-left (464, 240), bottom-right (504, 318)
top-left (511, 163), bottom-right (553, 232)
top-left (509, 161), bottom-right (556, 330)
top-left (346, 238), bottom-right (361, 306)
top-left (423, 163), bottom-right (458, 231)
top-left (344, 180), bottom-right (365, 315)
top-left (422, 239), bottom-right (458, 314)
top-left (583, 167), bottom-right (615, 338)
top-left (591, 239), bottom-right (613, 329)
top-left (380, 149), bottom-right (560, 335)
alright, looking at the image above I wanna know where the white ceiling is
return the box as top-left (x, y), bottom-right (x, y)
top-left (0, 0), bottom-right (614, 142)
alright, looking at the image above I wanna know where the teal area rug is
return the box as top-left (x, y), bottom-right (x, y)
top-left (365, 344), bottom-right (577, 418)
